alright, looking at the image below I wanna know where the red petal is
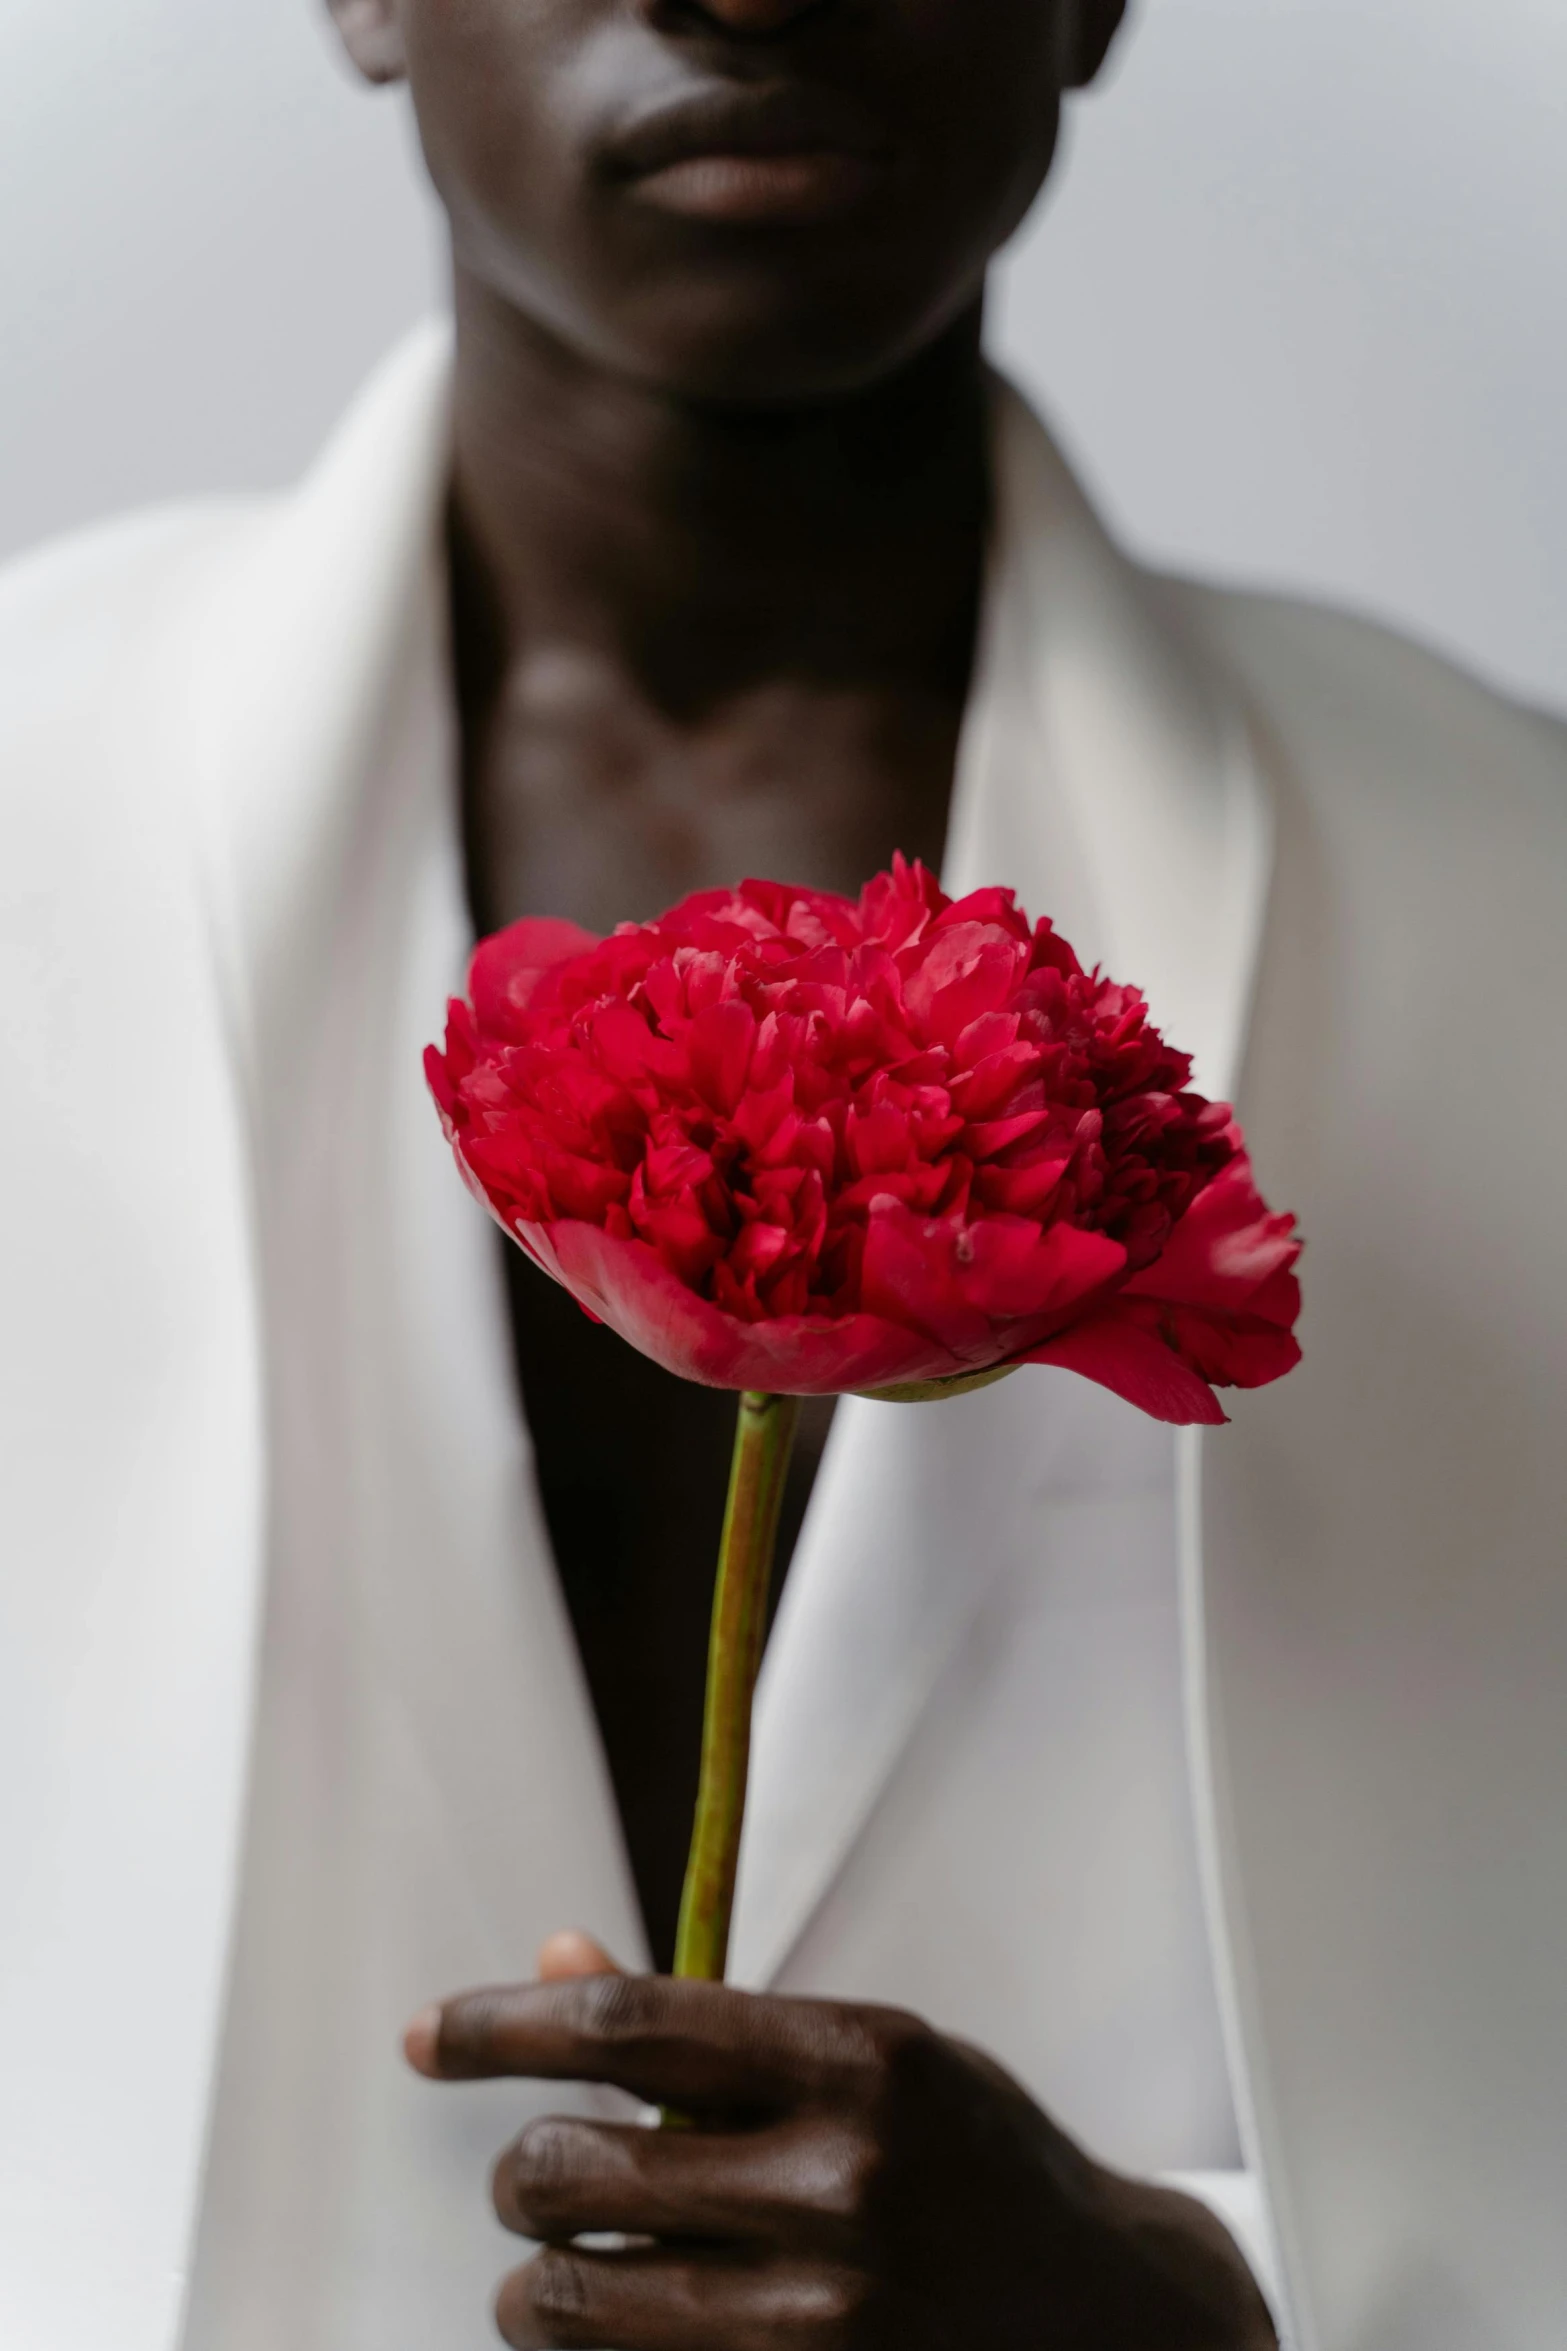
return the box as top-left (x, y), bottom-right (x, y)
top-left (847, 1100), bottom-right (917, 1176)
top-left (1125, 1148), bottom-right (1300, 1317)
top-left (901, 924), bottom-right (1029, 1047)
top-left (859, 1205), bottom-right (996, 1363)
top-left (954, 1216), bottom-right (1125, 1324)
top-left (630, 1196), bottom-right (724, 1285)
top-left (470, 916), bottom-right (602, 1039)
top-left (963, 1110), bottom-right (1051, 1160)
top-left (424, 1040), bottom-right (457, 1120)
top-left (523, 1218), bottom-right (970, 1393)
top-left (1023, 1309), bottom-right (1229, 1426)
top-left (688, 998), bottom-right (757, 1115)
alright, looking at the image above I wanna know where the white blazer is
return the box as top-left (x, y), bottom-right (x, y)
top-left (2, 326), bottom-right (1564, 2351)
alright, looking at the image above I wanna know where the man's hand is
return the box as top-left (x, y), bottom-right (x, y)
top-left (405, 1935), bottom-right (1278, 2351)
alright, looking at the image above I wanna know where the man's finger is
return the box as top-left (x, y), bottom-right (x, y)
top-left (404, 1934), bottom-right (623, 2074)
top-left (406, 1972), bottom-right (908, 2111)
top-left (496, 2245), bottom-right (864, 2351)
top-left (494, 2112), bottom-right (870, 2253)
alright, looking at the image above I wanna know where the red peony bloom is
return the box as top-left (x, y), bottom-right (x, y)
top-left (426, 860), bottom-right (1300, 1424)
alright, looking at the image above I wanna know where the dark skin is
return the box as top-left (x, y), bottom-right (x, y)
top-left (445, 296), bottom-right (988, 1962)
top-left (326, 0), bottom-right (1279, 2341)
top-left (407, 1941), bottom-right (1278, 2350)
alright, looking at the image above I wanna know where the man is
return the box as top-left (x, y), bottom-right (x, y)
top-left (2, 2), bottom-right (1563, 2346)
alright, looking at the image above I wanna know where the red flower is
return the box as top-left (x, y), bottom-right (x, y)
top-left (427, 861), bottom-right (1300, 1424)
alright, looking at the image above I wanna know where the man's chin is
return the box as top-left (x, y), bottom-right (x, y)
top-left (587, 283), bottom-right (983, 410)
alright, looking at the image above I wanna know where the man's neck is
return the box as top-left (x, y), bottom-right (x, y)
top-left (447, 265), bottom-right (991, 715)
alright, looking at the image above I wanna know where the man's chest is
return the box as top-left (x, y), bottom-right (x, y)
top-left (460, 651), bottom-right (959, 939)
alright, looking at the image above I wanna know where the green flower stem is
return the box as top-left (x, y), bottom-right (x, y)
top-left (672, 1390), bottom-right (801, 1985)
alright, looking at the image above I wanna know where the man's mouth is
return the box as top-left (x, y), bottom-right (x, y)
top-left (599, 81), bottom-right (892, 225)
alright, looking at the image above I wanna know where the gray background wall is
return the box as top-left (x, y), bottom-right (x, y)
top-left (2, 0), bottom-right (1563, 714)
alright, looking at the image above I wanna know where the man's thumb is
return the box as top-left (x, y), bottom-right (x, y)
top-left (536, 1928), bottom-right (625, 1981)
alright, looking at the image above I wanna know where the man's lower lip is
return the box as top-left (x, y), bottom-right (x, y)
top-left (625, 151), bottom-right (881, 224)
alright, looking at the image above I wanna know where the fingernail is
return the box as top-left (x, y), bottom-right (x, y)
top-left (403, 2003), bottom-right (444, 2074)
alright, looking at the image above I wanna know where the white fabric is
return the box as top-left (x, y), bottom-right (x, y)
top-left (0, 506), bottom-right (269, 2351)
top-left (178, 520), bottom-right (647, 2351)
top-left (748, 1377), bottom-right (1239, 2163)
top-left (4, 324), bottom-right (1566, 2350)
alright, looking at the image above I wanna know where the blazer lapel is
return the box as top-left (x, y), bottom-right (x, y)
top-left (168, 328), bottom-right (641, 2342)
top-left (730, 1372), bottom-right (1091, 1991)
top-left (731, 383), bottom-right (1275, 2032)
top-left (198, 318), bottom-right (638, 1975)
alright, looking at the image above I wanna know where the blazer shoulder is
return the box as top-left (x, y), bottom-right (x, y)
top-left (0, 498), bottom-right (266, 668)
top-left (1158, 574), bottom-right (1567, 820)
top-left (0, 499), bottom-right (273, 832)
